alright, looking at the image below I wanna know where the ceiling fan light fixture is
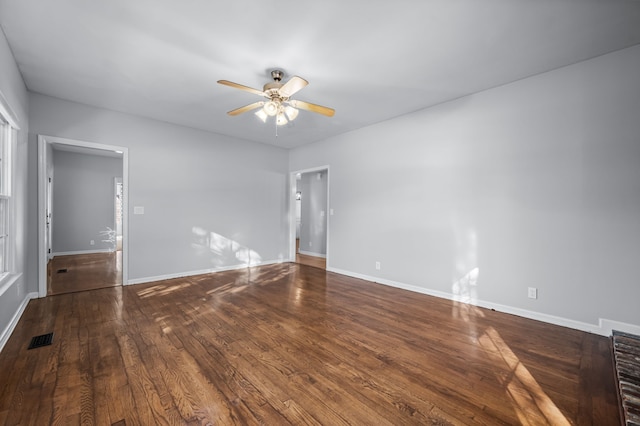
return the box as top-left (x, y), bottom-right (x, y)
top-left (284, 105), bottom-right (299, 121)
top-left (255, 108), bottom-right (268, 123)
top-left (263, 101), bottom-right (279, 116)
top-left (276, 112), bottom-right (288, 126)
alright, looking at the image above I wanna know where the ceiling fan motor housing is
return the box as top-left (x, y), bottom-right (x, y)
top-left (263, 82), bottom-right (284, 97)
top-left (264, 70), bottom-right (285, 99)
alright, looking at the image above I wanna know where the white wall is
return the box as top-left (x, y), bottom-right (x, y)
top-left (29, 93), bottom-right (290, 283)
top-left (0, 27), bottom-right (31, 351)
top-left (51, 150), bottom-right (122, 254)
top-left (290, 45), bottom-right (640, 335)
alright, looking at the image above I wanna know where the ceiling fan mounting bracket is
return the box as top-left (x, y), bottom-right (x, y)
top-left (270, 70), bottom-right (284, 82)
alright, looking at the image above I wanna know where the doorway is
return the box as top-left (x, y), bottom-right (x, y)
top-left (290, 167), bottom-right (329, 270)
top-left (38, 135), bottom-right (129, 297)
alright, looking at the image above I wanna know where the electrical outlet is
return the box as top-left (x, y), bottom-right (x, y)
top-left (375, 261), bottom-right (381, 270)
top-left (527, 287), bottom-right (537, 299)
top-left (90, 240), bottom-right (95, 246)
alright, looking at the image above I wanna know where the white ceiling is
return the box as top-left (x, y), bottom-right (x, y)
top-left (2, 0), bottom-right (640, 149)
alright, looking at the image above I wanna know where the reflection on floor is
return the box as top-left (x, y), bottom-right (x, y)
top-left (48, 251), bottom-right (122, 296)
top-left (295, 238), bottom-right (326, 269)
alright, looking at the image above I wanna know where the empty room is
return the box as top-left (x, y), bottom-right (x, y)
top-left (1, 1), bottom-right (639, 425)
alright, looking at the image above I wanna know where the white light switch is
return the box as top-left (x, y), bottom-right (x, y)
top-left (330, 209), bottom-right (334, 215)
top-left (134, 206), bottom-right (145, 215)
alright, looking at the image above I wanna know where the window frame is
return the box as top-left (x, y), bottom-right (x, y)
top-left (0, 110), bottom-right (16, 283)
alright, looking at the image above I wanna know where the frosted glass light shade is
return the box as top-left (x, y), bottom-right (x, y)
top-left (276, 112), bottom-right (288, 126)
top-left (263, 101), bottom-right (278, 116)
top-left (284, 106), bottom-right (299, 121)
top-left (255, 109), bottom-right (268, 123)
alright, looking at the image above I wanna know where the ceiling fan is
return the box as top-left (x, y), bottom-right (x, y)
top-left (218, 70), bottom-right (335, 126)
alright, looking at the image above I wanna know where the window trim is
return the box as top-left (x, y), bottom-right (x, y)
top-left (0, 113), bottom-right (16, 283)
top-left (0, 90), bottom-right (20, 130)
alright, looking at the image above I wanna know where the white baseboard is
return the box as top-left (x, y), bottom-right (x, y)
top-left (599, 319), bottom-right (640, 336)
top-left (127, 259), bottom-right (286, 285)
top-left (327, 267), bottom-right (638, 337)
top-left (298, 250), bottom-right (326, 258)
top-left (0, 291), bottom-right (38, 353)
top-left (52, 249), bottom-right (113, 257)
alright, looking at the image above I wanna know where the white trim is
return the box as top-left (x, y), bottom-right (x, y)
top-left (327, 266), bottom-right (639, 337)
top-left (0, 291), bottom-right (37, 353)
top-left (298, 250), bottom-right (326, 258)
top-left (0, 272), bottom-right (21, 297)
top-left (37, 137), bottom-right (45, 296)
top-left (127, 259), bottom-right (286, 285)
top-left (0, 90), bottom-right (19, 129)
top-left (599, 319), bottom-right (640, 337)
top-left (38, 135), bottom-right (129, 296)
top-left (289, 165), bottom-right (331, 266)
top-left (52, 249), bottom-right (113, 257)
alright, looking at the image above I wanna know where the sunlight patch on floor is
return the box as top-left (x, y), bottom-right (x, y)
top-left (479, 327), bottom-right (570, 426)
top-left (137, 282), bottom-right (193, 298)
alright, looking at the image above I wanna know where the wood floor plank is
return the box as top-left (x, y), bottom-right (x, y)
top-left (0, 263), bottom-right (622, 425)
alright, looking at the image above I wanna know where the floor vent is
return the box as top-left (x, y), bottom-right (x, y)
top-left (612, 330), bottom-right (640, 426)
top-left (56, 268), bottom-right (68, 273)
top-left (28, 332), bottom-right (54, 350)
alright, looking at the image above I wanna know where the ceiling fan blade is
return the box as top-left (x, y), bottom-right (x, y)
top-left (289, 100), bottom-right (335, 117)
top-left (227, 101), bottom-right (265, 116)
top-left (217, 80), bottom-right (266, 97)
top-left (278, 76), bottom-right (308, 98)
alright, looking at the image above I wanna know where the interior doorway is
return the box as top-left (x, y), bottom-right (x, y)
top-left (115, 177), bottom-right (123, 251)
top-left (38, 135), bottom-right (129, 297)
top-left (290, 167), bottom-right (330, 270)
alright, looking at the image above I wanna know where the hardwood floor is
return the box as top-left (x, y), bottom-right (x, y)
top-left (295, 238), bottom-right (326, 269)
top-left (295, 252), bottom-right (326, 269)
top-left (47, 252), bottom-right (122, 296)
top-left (0, 263), bottom-right (620, 425)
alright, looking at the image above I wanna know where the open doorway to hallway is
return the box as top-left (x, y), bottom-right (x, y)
top-left (292, 168), bottom-right (329, 270)
top-left (38, 135), bottom-right (128, 297)
top-left (47, 146), bottom-right (124, 295)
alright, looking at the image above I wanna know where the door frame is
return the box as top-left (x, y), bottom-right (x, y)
top-left (289, 165), bottom-right (330, 265)
top-left (37, 135), bottom-right (129, 297)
